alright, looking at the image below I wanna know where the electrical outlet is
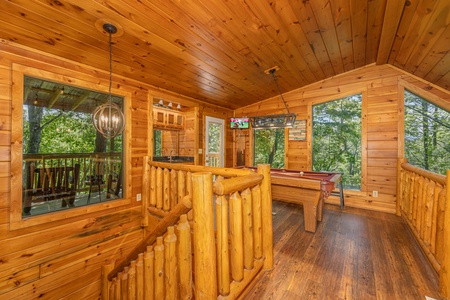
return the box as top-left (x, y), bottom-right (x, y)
top-left (372, 190), bottom-right (378, 197)
top-left (136, 193), bottom-right (142, 201)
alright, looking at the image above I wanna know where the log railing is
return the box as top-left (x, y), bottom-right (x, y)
top-left (102, 159), bottom-right (273, 299)
top-left (397, 158), bottom-right (450, 297)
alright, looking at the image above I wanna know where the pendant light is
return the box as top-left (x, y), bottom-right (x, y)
top-left (250, 67), bottom-right (296, 129)
top-left (92, 23), bottom-right (125, 138)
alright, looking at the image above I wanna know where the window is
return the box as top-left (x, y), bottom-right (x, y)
top-left (22, 76), bottom-right (124, 217)
top-left (253, 128), bottom-right (285, 168)
top-left (312, 94), bottom-right (362, 189)
top-left (404, 90), bottom-right (450, 174)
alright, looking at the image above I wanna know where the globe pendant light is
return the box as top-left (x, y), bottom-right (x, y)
top-left (92, 23), bottom-right (125, 138)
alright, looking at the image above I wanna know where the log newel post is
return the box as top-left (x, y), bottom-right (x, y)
top-left (258, 164), bottom-right (273, 269)
top-left (397, 158), bottom-right (408, 216)
top-left (192, 172), bottom-right (218, 299)
top-left (439, 169), bottom-right (450, 298)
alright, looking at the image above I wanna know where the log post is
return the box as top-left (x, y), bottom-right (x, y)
top-left (258, 164), bottom-right (273, 269)
top-left (142, 156), bottom-right (150, 226)
top-left (439, 170), bottom-right (450, 298)
top-left (192, 172), bottom-right (217, 299)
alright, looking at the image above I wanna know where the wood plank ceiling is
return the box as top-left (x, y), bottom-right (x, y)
top-left (0, 0), bottom-right (449, 110)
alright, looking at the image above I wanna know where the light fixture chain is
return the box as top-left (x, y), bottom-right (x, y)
top-left (270, 70), bottom-right (291, 114)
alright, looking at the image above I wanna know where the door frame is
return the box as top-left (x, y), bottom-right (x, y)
top-left (205, 116), bottom-right (225, 167)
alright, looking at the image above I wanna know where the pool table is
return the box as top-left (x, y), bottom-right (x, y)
top-left (239, 167), bottom-right (343, 233)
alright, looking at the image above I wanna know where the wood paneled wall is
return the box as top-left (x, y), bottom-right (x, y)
top-left (234, 64), bottom-right (450, 213)
top-left (0, 42), bottom-right (231, 299)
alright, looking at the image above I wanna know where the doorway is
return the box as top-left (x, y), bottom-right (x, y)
top-left (205, 116), bottom-right (225, 167)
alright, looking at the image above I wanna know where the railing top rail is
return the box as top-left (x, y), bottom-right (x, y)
top-left (213, 173), bottom-right (264, 195)
top-left (23, 152), bottom-right (122, 161)
top-left (148, 160), bottom-right (254, 178)
top-left (400, 161), bottom-right (447, 185)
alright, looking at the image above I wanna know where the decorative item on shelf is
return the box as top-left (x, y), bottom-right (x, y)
top-left (92, 23), bottom-right (125, 139)
top-left (250, 67), bottom-right (296, 129)
top-left (177, 103), bottom-right (181, 110)
top-left (168, 102), bottom-right (173, 108)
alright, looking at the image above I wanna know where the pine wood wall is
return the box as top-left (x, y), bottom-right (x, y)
top-left (234, 64), bottom-right (450, 213)
top-left (0, 42), bottom-right (232, 299)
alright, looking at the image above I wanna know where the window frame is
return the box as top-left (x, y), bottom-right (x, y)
top-left (252, 127), bottom-right (287, 168)
top-left (10, 63), bottom-right (132, 230)
top-left (308, 89), bottom-right (368, 193)
top-left (311, 93), bottom-right (363, 190)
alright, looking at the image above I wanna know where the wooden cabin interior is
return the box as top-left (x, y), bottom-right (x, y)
top-left (1, 0), bottom-right (450, 299)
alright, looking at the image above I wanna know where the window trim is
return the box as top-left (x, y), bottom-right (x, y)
top-left (10, 63), bottom-right (132, 230)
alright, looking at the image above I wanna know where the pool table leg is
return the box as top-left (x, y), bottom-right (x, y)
top-left (303, 193), bottom-right (321, 233)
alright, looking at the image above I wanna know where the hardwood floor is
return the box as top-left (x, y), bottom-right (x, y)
top-left (240, 201), bottom-right (441, 300)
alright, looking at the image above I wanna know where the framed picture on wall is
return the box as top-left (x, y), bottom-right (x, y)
top-left (289, 120), bottom-right (306, 141)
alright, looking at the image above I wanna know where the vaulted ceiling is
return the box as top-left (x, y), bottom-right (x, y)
top-left (0, 0), bottom-right (449, 110)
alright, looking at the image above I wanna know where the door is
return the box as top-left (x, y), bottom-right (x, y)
top-left (205, 116), bottom-right (225, 167)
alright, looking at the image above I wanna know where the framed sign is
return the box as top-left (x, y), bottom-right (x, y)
top-left (289, 120), bottom-right (306, 141)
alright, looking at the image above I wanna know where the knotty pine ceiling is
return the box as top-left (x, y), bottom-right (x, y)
top-left (0, 0), bottom-right (449, 110)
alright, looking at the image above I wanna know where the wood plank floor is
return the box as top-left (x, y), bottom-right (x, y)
top-left (240, 201), bottom-right (441, 300)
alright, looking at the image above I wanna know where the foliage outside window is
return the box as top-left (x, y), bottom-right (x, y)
top-left (154, 130), bottom-right (162, 156)
top-left (313, 94), bottom-right (362, 190)
top-left (253, 128), bottom-right (285, 168)
top-left (22, 76), bottom-right (124, 217)
top-left (404, 90), bottom-right (450, 175)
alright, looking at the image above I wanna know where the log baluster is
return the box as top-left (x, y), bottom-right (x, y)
top-left (150, 166), bottom-right (156, 207)
top-left (142, 156), bottom-right (150, 226)
top-left (216, 193), bottom-right (230, 295)
top-left (154, 237), bottom-right (165, 299)
top-left (136, 253), bottom-right (144, 300)
top-left (242, 188), bottom-right (254, 270)
top-left (170, 170), bottom-right (178, 208)
top-left (229, 191), bottom-right (244, 282)
top-left (252, 185), bottom-right (263, 259)
top-left (128, 261), bottom-right (136, 300)
top-left (121, 268), bottom-right (128, 300)
top-left (164, 226), bottom-right (178, 299)
top-left (143, 246), bottom-right (154, 300)
top-left (156, 167), bottom-right (163, 209)
top-left (163, 168), bottom-right (170, 211)
top-left (177, 214), bottom-right (192, 299)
